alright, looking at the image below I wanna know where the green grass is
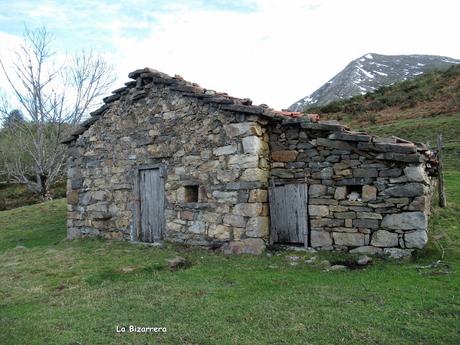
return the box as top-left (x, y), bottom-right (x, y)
top-left (0, 199), bottom-right (65, 252)
top-left (365, 113), bottom-right (460, 170)
top-left (1, 176), bottom-right (460, 344)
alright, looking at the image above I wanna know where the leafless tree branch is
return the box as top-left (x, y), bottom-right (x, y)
top-left (0, 26), bottom-right (115, 199)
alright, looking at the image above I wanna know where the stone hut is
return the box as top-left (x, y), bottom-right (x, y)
top-left (63, 68), bottom-right (437, 257)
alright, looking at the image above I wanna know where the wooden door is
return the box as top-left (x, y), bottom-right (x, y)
top-left (269, 183), bottom-right (309, 245)
top-left (139, 168), bottom-right (165, 242)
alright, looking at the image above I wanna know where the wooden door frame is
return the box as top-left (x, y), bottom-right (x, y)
top-left (268, 180), bottom-right (309, 248)
top-left (131, 164), bottom-right (166, 242)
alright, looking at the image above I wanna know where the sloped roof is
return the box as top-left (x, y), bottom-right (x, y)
top-left (60, 68), bottom-right (438, 168)
top-left (62, 68), bottom-right (319, 144)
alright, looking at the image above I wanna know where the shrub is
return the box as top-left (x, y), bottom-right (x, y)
top-left (367, 113), bottom-right (378, 125)
top-left (400, 100), bottom-right (417, 110)
top-left (320, 102), bottom-right (343, 113)
top-left (367, 101), bottom-right (385, 111)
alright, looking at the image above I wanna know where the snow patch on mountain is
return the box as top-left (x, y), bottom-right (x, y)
top-left (356, 65), bottom-right (375, 79)
top-left (287, 53), bottom-right (460, 111)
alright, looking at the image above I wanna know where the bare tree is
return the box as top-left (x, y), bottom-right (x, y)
top-left (0, 27), bottom-right (115, 199)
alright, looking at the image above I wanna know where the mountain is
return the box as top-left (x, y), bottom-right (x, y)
top-left (288, 53), bottom-right (460, 111)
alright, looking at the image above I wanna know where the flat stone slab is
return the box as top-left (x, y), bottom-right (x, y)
top-left (300, 122), bottom-right (346, 131)
top-left (381, 212), bottom-right (427, 231)
top-left (376, 152), bottom-right (422, 163)
top-left (328, 132), bottom-right (371, 142)
top-left (357, 142), bottom-right (417, 154)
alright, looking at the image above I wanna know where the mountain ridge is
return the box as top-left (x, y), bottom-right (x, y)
top-left (288, 53), bottom-right (460, 111)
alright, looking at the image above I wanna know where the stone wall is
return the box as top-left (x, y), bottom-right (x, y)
top-left (64, 67), bottom-right (437, 257)
top-left (66, 75), bottom-right (271, 254)
top-left (268, 120), bottom-right (436, 257)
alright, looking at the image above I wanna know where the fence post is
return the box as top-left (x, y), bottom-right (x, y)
top-left (437, 134), bottom-right (447, 208)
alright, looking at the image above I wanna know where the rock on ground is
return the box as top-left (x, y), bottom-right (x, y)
top-left (166, 256), bottom-right (189, 270)
top-left (330, 265), bottom-right (348, 271)
top-left (357, 255), bottom-right (372, 266)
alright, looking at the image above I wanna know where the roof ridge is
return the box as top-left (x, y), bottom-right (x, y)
top-left (61, 67), bottom-right (317, 144)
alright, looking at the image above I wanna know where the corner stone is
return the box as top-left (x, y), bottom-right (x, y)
top-left (242, 136), bottom-right (267, 154)
top-left (381, 212), bottom-right (427, 231)
top-left (67, 190), bottom-right (79, 205)
top-left (404, 230), bottom-right (428, 249)
top-left (248, 189), bottom-right (268, 203)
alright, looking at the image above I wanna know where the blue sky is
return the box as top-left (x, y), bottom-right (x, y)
top-left (0, 0), bottom-right (258, 51)
top-left (1, 0), bottom-right (460, 109)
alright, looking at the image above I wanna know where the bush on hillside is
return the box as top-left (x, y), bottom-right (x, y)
top-left (366, 113), bottom-right (378, 125)
top-left (0, 181), bottom-right (66, 211)
top-left (367, 100), bottom-right (385, 111)
top-left (319, 102), bottom-right (343, 113)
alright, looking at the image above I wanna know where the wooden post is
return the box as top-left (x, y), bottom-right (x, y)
top-left (304, 175), bottom-right (309, 249)
top-left (268, 177), bottom-right (275, 246)
top-left (437, 134), bottom-right (447, 208)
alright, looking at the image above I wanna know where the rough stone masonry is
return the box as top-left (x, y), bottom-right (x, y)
top-left (62, 68), bottom-right (438, 257)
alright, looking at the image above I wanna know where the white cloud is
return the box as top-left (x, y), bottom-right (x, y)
top-left (104, 0), bottom-right (460, 109)
top-left (2, 0), bottom-right (460, 109)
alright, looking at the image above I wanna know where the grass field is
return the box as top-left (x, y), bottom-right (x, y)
top-left (364, 112), bottom-right (460, 170)
top-left (0, 172), bottom-right (459, 345)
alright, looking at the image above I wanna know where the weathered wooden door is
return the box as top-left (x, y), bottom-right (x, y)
top-left (138, 168), bottom-right (165, 242)
top-left (269, 183), bottom-right (309, 245)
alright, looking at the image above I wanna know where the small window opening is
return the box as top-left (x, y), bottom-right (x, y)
top-left (184, 185), bottom-right (199, 202)
top-left (346, 185), bottom-right (362, 201)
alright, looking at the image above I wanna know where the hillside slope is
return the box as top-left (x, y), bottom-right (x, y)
top-left (308, 65), bottom-right (460, 169)
top-left (367, 113), bottom-right (460, 170)
top-left (288, 53), bottom-right (460, 111)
